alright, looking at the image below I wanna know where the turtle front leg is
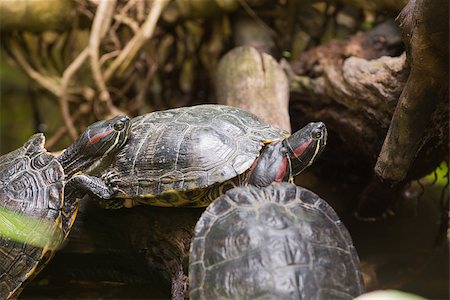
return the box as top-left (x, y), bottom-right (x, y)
top-left (65, 174), bottom-right (119, 199)
top-left (60, 174), bottom-right (119, 237)
top-left (248, 122), bottom-right (328, 187)
top-left (247, 141), bottom-right (288, 187)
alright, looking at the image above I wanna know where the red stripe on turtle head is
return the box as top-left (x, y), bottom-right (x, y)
top-left (275, 157), bottom-right (288, 182)
top-left (88, 129), bottom-right (115, 145)
top-left (292, 138), bottom-right (313, 158)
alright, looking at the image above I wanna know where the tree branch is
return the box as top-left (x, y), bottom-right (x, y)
top-left (89, 0), bottom-right (117, 117)
top-left (374, 0), bottom-right (449, 181)
top-left (104, 0), bottom-right (169, 81)
top-left (216, 46), bottom-right (291, 132)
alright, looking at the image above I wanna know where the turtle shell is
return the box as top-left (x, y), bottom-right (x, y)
top-left (112, 105), bottom-right (288, 202)
top-left (0, 134), bottom-right (64, 299)
top-left (189, 183), bottom-right (365, 300)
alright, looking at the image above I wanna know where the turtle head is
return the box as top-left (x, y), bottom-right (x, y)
top-left (82, 116), bottom-right (130, 158)
top-left (283, 121), bottom-right (327, 176)
top-left (58, 116), bottom-right (131, 177)
top-left (247, 122), bottom-right (327, 187)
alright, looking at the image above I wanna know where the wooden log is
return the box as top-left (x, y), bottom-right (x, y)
top-left (374, 0), bottom-right (449, 182)
top-left (355, 0), bottom-right (449, 217)
top-left (164, 0), bottom-right (268, 20)
top-left (216, 46), bottom-right (291, 132)
top-left (289, 17), bottom-right (448, 180)
top-left (23, 200), bottom-right (203, 299)
top-left (0, 0), bottom-right (74, 32)
top-left (336, 0), bottom-right (408, 12)
top-left (289, 21), bottom-right (407, 163)
top-left (289, 16), bottom-right (448, 217)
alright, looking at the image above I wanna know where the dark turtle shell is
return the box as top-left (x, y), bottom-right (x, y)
top-left (110, 105), bottom-right (288, 206)
top-left (0, 134), bottom-right (64, 299)
top-left (189, 183), bottom-right (365, 299)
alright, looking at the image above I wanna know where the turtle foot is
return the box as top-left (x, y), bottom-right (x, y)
top-left (66, 174), bottom-right (118, 200)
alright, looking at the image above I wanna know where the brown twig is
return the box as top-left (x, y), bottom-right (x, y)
top-left (131, 61), bottom-right (157, 114)
top-left (4, 38), bottom-right (61, 97)
top-left (113, 14), bottom-right (140, 33)
top-left (107, 30), bottom-right (122, 53)
top-left (59, 47), bottom-right (90, 140)
top-left (99, 49), bottom-right (121, 66)
top-left (237, 0), bottom-right (278, 38)
top-left (45, 102), bottom-right (92, 150)
top-left (89, 0), bottom-right (117, 117)
top-left (118, 0), bottom-right (138, 18)
top-left (104, 0), bottom-right (169, 81)
top-left (374, 0), bottom-right (449, 181)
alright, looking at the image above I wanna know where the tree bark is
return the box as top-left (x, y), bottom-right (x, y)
top-left (353, 0), bottom-right (449, 218)
top-left (336, 0), bottom-right (408, 12)
top-left (374, 0), bottom-right (449, 182)
top-left (24, 200), bottom-right (202, 299)
top-left (216, 46), bottom-right (291, 132)
top-left (289, 21), bottom-right (407, 162)
top-left (0, 0), bottom-right (74, 32)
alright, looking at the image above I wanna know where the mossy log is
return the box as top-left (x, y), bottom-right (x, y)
top-left (289, 21), bottom-right (407, 163)
top-left (289, 3), bottom-right (448, 217)
top-left (289, 17), bottom-right (448, 182)
top-left (358, 0), bottom-right (449, 217)
top-left (0, 0), bottom-right (74, 32)
top-left (216, 46), bottom-right (291, 132)
top-left (374, 0), bottom-right (449, 182)
top-left (336, 0), bottom-right (408, 12)
top-left (23, 200), bottom-right (202, 299)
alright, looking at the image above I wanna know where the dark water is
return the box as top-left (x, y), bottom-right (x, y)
top-left (20, 167), bottom-right (448, 299)
top-left (298, 169), bottom-right (449, 299)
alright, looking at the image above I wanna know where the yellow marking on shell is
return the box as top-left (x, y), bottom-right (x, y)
top-left (64, 206), bottom-right (79, 239)
top-left (7, 214), bottom-right (63, 300)
top-left (262, 133), bottom-right (290, 144)
top-left (112, 177), bottom-right (242, 208)
top-left (14, 243), bottom-right (57, 300)
top-left (0, 207), bottom-right (63, 249)
top-left (122, 199), bottom-right (135, 208)
top-left (7, 247), bottom-right (50, 300)
top-left (115, 188), bottom-right (210, 208)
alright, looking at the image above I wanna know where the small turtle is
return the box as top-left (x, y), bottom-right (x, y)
top-left (0, 116), bottom-right (130, 299)
top-left (189, 183), bottom-right (365, 300)
top-left (82, 105), bottom-right (327, 208)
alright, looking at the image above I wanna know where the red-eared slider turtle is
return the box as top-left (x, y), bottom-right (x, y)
top-left (84, 105), bottom-right (327, 208)
top-left (189, 183), bottom-right (365, 300)
top-left (0, 116), bottom-right (130, 299)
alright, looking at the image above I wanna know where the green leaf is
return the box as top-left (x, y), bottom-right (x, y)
top-left (425, 161), bottom-right (448, 186)
top-left (0, 206), bottom-right (63, 249)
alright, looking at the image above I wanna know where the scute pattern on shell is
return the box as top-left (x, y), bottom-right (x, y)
top-left (190, 183), bottom-right (364, 300)
top-left (0, 134), bottom-right (64, 299)
top-left (112, 105), bottom-right (288, 198)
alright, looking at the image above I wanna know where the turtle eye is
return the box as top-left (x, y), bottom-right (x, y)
top-left (114, 121), bottom-right (125, 131)
top-left (312, 129), bottom-right (322, 139)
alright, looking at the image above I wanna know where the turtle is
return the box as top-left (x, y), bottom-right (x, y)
top-left (80, 104), bottom-right (327, 208)
top-left (0, 115), bottom-right (130, 299)
top-left (189, 182), bottom-right (365, 300)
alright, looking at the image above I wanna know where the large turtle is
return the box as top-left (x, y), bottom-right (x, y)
top-left (0, 115), bottom-right (130, 299)
top-left (189, 182), bottom-right (365, 300)
top-left (81, 105), bottom-right (327, 208)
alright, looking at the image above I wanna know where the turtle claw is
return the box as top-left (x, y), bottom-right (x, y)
top-left (102, 170), bottom-right (121, 184)
top-left (113, 186), bottom-right (127, 197)
top-left (102, 170), bottom-right (125, 193)
top-left (66, 173), bottom-right (120, 200)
